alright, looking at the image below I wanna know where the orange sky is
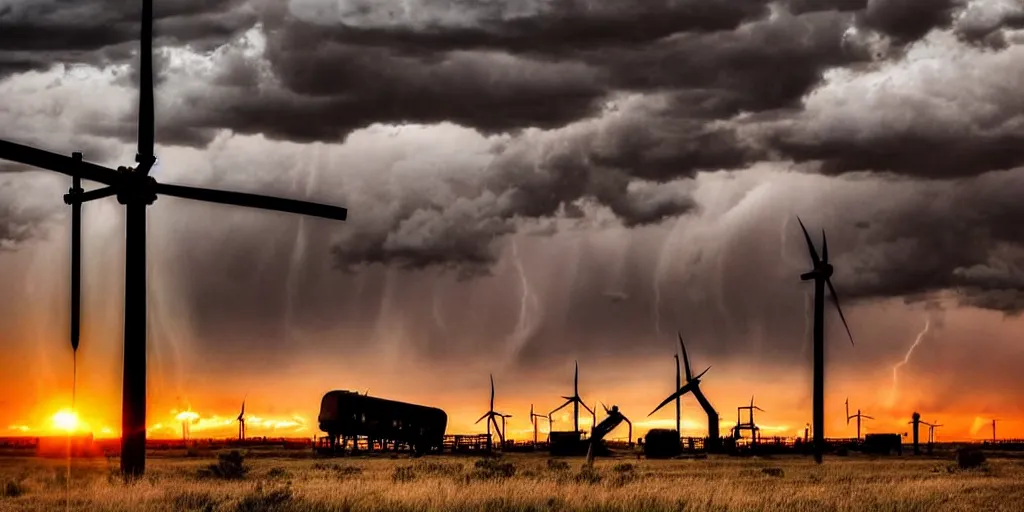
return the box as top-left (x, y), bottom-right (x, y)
top-left (3, 342), bottom-right (1021, 442)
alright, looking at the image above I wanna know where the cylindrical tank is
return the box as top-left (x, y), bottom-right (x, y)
top-left (643, 428), bottom-right (682, 459)
top-left (318, 391), bottom-right (447, 454)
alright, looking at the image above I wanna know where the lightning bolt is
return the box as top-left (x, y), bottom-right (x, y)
top-left (890, 316), bottom-right (931, 407)
top-left (505, 238), bottom-right (540, 362)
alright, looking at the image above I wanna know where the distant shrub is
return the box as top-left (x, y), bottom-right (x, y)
top-left (761, 467), bottom-right (785, 477)
top-left (266, 467), bottom-right (290, 480)
top-left (546, 459), bottom-right (570, 471)
top-left (472, 458), bottom-right (516, 479)
top-left (169, 490), bottom-right (220, 512)
top-left (312, 463), bottom-right (361, 478)
top-left (234, 483), bottom-right (293, 512)
top-left (957, 448), bottom-right (986, 470)
top-left (199, 451), bottom-right (249, 480)
top-left (2, 480), bottom-right (25, 498)
top-left (392, 466), bottom-right (416, 483)
top-left (186, 446), bottom-right (200, 458)
top-left (575, 466), bottom-right (602, 484)
top-left (419, 462), bottom-right (463, 476)
top-left (610, 463), bottom-right (638, 487)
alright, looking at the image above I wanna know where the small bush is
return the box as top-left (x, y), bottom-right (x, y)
top-left (610, 463), bottom-right (638, 487)
top-left (170, 490), bottom-right (220, 512)
top-left (199, 450), bottom-right (249, 480)
top-left (472, 458), bottom-right (516, 479)
top-left (392, 466), bottom-right (416, 483)
top-left (546, 459), bottom-right (570, 471)
top-left (957, 448), bottom-right (986, 469)
top-left (266, 467), bottom-right (290, 480)
top-left (575, 466), bottom-right (602, 485)
top-left (419, 462), bottom-right (463, 476)
top-left (2, 480), bottom-right (25, 498)
top-left (235, 483), bottom-right (293, 512)
top-left (761, 467), bottom-right (785, 477)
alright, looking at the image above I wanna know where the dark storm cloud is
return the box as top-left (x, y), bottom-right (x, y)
top-left (855, 0), bottom-right (961, 44)
top-left (804, 168), bottom-right (1024, 313)
top-left (283, 0), bottom-right (773, 54)
top-left (0, 0), bottom-right (256, 78)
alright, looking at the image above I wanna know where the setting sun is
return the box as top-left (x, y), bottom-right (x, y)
top-left (51, 409), bottom-right (80, 433)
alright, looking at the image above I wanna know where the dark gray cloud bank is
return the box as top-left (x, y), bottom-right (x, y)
top-left (2, 0), bottom-right (1024, 381)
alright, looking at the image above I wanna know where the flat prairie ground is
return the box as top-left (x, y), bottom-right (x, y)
top-left (1, 450), bottom-right (1023, 511)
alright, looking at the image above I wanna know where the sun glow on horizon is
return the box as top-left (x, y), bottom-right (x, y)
top-left (51, 409), bottom-right (82, 433)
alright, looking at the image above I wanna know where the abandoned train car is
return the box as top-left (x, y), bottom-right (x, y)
top-left (317, 390), bottom-right (448, 455)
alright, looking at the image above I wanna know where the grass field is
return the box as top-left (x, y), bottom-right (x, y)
top-left (1, 450), bottom-right (1023, 511)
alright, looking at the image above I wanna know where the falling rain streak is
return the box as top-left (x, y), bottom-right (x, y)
top-left (504, 238), bottom-right (540, 364)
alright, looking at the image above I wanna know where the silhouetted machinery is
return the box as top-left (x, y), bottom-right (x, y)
top-left (642, 428), bottom-right (682, 459)
top-left (861, 433), bottom-right (903, 455)
top-left (318, 390), bottom-right (447, 456)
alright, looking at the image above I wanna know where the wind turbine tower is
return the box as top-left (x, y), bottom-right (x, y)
top-left (796, 218), bottom-right (855, 464)
top-left (550, 361), bottom-right (593, 433)
top-left (845, 398), bottom-right (873, 441)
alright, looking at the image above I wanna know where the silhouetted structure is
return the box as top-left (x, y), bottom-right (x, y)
top-left (992, 418), bottom-right (1000, 442)
top-left (910, 412), bottom-right (921, 455)
top-left (732, 396), bottom-right (764, 444)
top-left (649, 333), bottom-right (720, 451)
top-left (643, 428), bottom-right (683, 459)
top-left (845, 398), bottom-right (873, 441)
top-left (796, 218), bottom-right (855, 464)
top-left (674, 352), bottom-right (681, 435)
top-left (584, 404), bottom-right (632, 467)
top-left (550, 361), bottom-right (593, 433)
top-left (862, 433), bottom-right (902, 455)
top-left (529, 404), bottom-right (546, 446)
top-left (476, 375), bottom-right (510, 451)
top-left (237, 399), bottom-right (246, 441)
top-left (317, 391), bottom-right (447, 456)
top-left (0, 0), bottom-right (350, 478)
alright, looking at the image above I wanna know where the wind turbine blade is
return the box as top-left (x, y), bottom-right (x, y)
top-left (490, 374), bottom-right (495, 410)
top-left (0, 140), bottom-right (119, 185)
top-left (530, 404), bottom-right (534, 417)
top-left (550, 400), bottom-right (572, 416)
top-left (678, 332), bottom-right (693, 381)
top-left (845, 398), bottom-right (849, 421)
top-left (574, 360), bottom-right (579, 397)
top-left (691, 366), bottom-right (711, 382)
top-left (754, 407), bottom-right (765, 412)
top-left (649, 388), bottom-right (691, 417)
top-left (154, 183), bottom-right (349, 221)
top-left (826, 278), bottom-right (855, 346)
top-left (863, 415), bottom-right (874, 420)
top-left (137, 0), bottom-right (155, 173)
top-left (601, 402), bottom-right (610, 414)
top-left (475, 412), bottom-right (490, 424)
top-left (796, 217), bottom-right (820, 265)
top-left (579, 401), bottom-right (594, 415)
top-left (69, 172), bottom-right (81, 353)
top-left (821, 230), bottom-right (828, 263)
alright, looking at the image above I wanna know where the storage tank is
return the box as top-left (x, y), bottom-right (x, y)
top-left (318, 390), bottom-right (447, 455)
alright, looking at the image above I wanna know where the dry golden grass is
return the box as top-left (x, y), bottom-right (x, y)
top-left (1, 451), bottom-right (1023, 511)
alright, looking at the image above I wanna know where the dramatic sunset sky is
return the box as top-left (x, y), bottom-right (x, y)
top-left (1, 0), bottom-right (1023, 443)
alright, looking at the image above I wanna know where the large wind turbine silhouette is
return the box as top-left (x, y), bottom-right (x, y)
top-left (649, 333), bottom-right (719, 450)
top-left (845, 398), bottom-right (873, 441)
top-left (550, 361), bottom-right (594, 433)
top-left (797, 217), bottom-right (854, 464)
top-left (0, 1), bottom-right (349, 478)
top-left (529, 404), bottom-right (546, 446)
top-left (475, 375), bottom-right (509, 450)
